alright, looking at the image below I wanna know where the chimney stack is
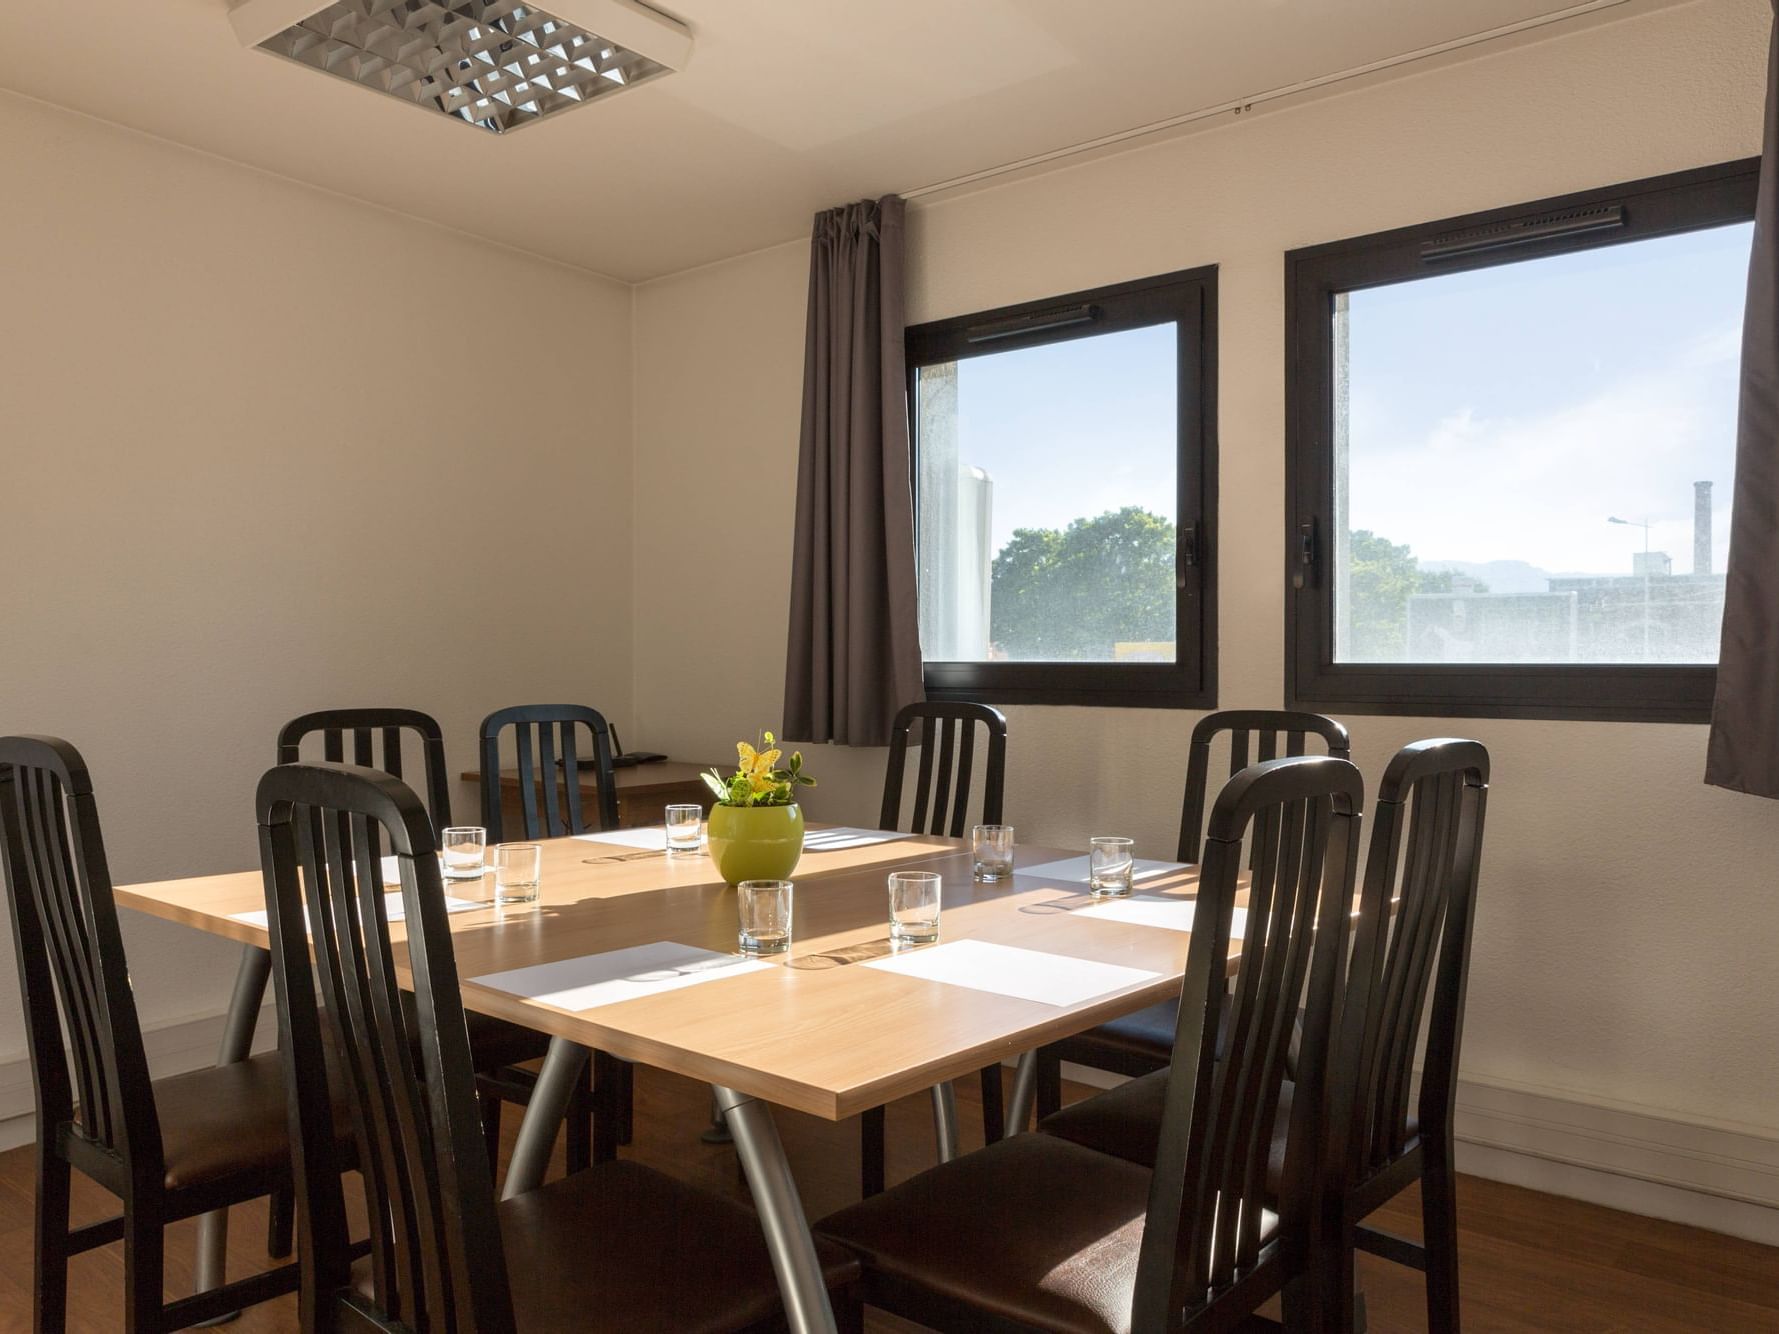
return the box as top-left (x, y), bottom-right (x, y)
top-left (1694, 480), bottom-right (1713, 575)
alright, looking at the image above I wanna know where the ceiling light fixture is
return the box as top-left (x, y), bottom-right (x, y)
top-left (228, 0), bottom-right (691, 135)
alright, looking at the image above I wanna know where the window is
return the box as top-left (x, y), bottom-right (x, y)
top-left (908, 268), bottom-right (1217, 708)
top-left (1286, 161), bottom-right (1758, 721)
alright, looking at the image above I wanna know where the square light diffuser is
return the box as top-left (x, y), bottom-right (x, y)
top-left (235, 0), bottom-right (688, 134)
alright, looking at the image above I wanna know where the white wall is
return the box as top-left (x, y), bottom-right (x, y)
top-left (0, 92), bottom-right (635, 1078)
top-left (631, 0), bottom-right (1779, 1229)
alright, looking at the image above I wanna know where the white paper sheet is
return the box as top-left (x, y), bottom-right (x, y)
top-left (574, 827), bottom-right (672, 851)
top-left (1015, 856), bottom-right (1189, 886)
top-left (801, 826), bottom-right (916, 851)
top-left (230, 892), bottom-right (485, 932)
top-left (861, 938), bottom-right (1160, 1008)
top-left (1071, 896), bottom-right (1247, 937)
top-left (469, 941), bottom-right (771, 1011)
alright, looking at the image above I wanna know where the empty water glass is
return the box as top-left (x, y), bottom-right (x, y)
top-left (888, 870), bottom-right (942, 944)
top-left (665, 804), bottom-right (703, 855)
top-left (737, 879), bottom-right (793, 955)
top-left (493, 843), bottom-right (542, 905)
top-left (441, 826), bottom-right (486, 880)
top-left (1089, 836), bottom-right (1135, 897)
top-left (972, 824), bottom-right (1015, 882)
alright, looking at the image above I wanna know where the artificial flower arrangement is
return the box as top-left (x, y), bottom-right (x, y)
top-left (702, 732), bottom-right (818, 807)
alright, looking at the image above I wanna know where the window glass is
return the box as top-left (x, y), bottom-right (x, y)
top-left (1335, 221), bottom-right (1752, 665)
top-left (915, 325), bottom-right (1179, 664)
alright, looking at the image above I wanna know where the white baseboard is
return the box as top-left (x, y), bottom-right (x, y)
top-left (1451, 1072), bottom-right (1779, 1246)
top-left (1056, 1061), bottom-right (1779, 1246)
top-left (0, 1003), bottom-right (279, 1154)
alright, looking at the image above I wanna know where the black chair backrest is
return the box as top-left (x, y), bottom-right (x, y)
top-left (0, 736), bottom-right (160, 1181)
top-left (258, 761), bottom-right (512, 1334)
top-left (1134, 754), bottom-right (1364, 1327)
top-left (878, 701), bottom-right (1008, 838)
top-left (1177, 709), bottom-right (1351, 863)
top-left (478, 704), bottom-right (618, 842)
top-left (1338, 739), bottom-right (1490, 1180)
top-left (277, 708), bottom-right (453, 832)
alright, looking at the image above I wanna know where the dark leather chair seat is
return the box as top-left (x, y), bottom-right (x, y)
top-left (155, 1049), bottom-right (348, 1193)
top-left (356, 1160), bottom-right (859, 1333)
top-left (818, 1133), bottom-right (1169, 1334)
top-left (1041, 1069), bottom-right (1294, 1190)
top-left (399, 991), bottom-right (550, 1072)
top-left (1054, 1000), bottom-right (1177, 1068)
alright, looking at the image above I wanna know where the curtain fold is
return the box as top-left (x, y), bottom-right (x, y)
top-left (782, 195), bottom-right (924, 747)
top-left (1706, 0), bottom-right (1779, 796)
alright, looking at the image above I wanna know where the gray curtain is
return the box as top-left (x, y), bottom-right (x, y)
top-left (1707, 0), bottom-right (1779, 797)
top-left (782, 195), bottom-right (924, 747)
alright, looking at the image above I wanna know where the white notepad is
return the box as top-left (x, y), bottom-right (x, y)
top-left (1072, 896), bottom-right (1247, 938)
top-left (1016, 856), bottom-right (1190, 886)
top-left (230, 892), bottom-right (484, 932)
top-left (861, 939), bottom-right (1160, 1008)
top-left (802, 827), bottom-right (916, 851)
top-left (574, 827), bottom-right (672, 851)
top-left (469, 941), bottom-right (770, 1012)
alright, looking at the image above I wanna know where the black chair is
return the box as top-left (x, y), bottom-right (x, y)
top-left (257, 759), bottom-right (861, 1332)
top-left (0, 736), bottom-right (309, 1331)
top-left (277, 708), bottom-right (454, 830)
top-left (1031, 709), bottom-right (1351, 1124)
top-left (479, 703), bottom-right (620, 842)
top-left (817, 753), bottom-right (1366, 1333)
top-left (279, 709), bottom-right (595, 1181)
top-left (1038, 739), bottom-right (1489, 1334)
top-left (1320, 738), bottom-right (1488, 1332)
top-left (858, 701), bottom-right (1010, 1198)
top-left (479, 704), bottom-right (628, 1148)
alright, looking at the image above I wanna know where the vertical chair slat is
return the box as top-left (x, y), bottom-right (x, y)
top-left (537, 724), bottom-right (562, 838)
top-left (561, 724), bottom-right (588, 836)
top-left (950, 723), bottom-right (977, 839)
top-left (514, 726), bottom-right (539, 843)
top-left (909, 715), bottom-right (937, 834)
top-left (929, 719), bottom-right (957, 838)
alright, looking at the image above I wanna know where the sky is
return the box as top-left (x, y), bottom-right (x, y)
top-left (936, 323), bottom-right (1177, 555)
top-left (1344, 221), bottom-right (1751, 575)
top-left (931, 221), bottom-right (1751, 578)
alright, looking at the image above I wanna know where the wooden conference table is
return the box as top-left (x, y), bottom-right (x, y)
top-left (118, 826), bottom-right (1213, 1334)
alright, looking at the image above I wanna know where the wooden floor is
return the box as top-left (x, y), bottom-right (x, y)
top-left (1, 1065), bottom-right (1774, 1333)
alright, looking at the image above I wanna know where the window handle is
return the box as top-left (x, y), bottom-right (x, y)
top-left (1293, 519), bottom-right (1316, 590)
top-left (1179, 524), bottom-right (1198, 583)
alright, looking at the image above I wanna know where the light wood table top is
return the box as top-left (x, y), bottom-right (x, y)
top-left (117, 830), bottom-right (1216, 1120)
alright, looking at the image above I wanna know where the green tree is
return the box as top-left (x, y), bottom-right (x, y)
top-left (990, 507), bottom-right (1176, 660)
top-left (1345, 529), bottom-right (1472, 660)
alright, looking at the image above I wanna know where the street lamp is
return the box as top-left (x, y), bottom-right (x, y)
top-left (1606, 516), bottom-right (1652, 660)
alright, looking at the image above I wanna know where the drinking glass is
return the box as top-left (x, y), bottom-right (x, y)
top-left (888, 871), bottom-right (942, 944)
top-left (493, 843), bottom-right (542, 905)
top-left (1089, 836), bottom-right (1135, 897)
top-left (971, 824), bottom-right (1015, 882)
top-left (441, 826), bottom-right (486, 880)
top-left (737, 880), bottom-right (793, 955)
top-left (665, 804), bottom-right (703, 855)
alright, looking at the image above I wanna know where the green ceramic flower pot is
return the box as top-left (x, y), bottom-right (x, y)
top-left (705, 802), bottom-right (804, 886)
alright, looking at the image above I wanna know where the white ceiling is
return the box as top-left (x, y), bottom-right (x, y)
top-left (2, 0), bottom-right (1670, 281)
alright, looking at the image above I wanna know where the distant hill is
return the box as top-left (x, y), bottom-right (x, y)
top-left (1420, 558), bottom-right (1552, 594)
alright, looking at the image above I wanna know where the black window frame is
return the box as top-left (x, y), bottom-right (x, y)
top-left (1285, 159), bottom-right (1760, 724)
top-left (907, 266), bottom-right (1218, 710)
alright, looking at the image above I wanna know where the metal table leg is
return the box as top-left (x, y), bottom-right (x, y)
top-left (194, 945), bottom-right (271, 1324)
top-left (502, 1037), bottom-right (591, 1200)
top-left (1005, 1049), bottom-right (1039, 1136)
top-left (714, 1085), bottom-right (837, 1334)
top-left (929, 1081), bottom-right (959, 1162)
